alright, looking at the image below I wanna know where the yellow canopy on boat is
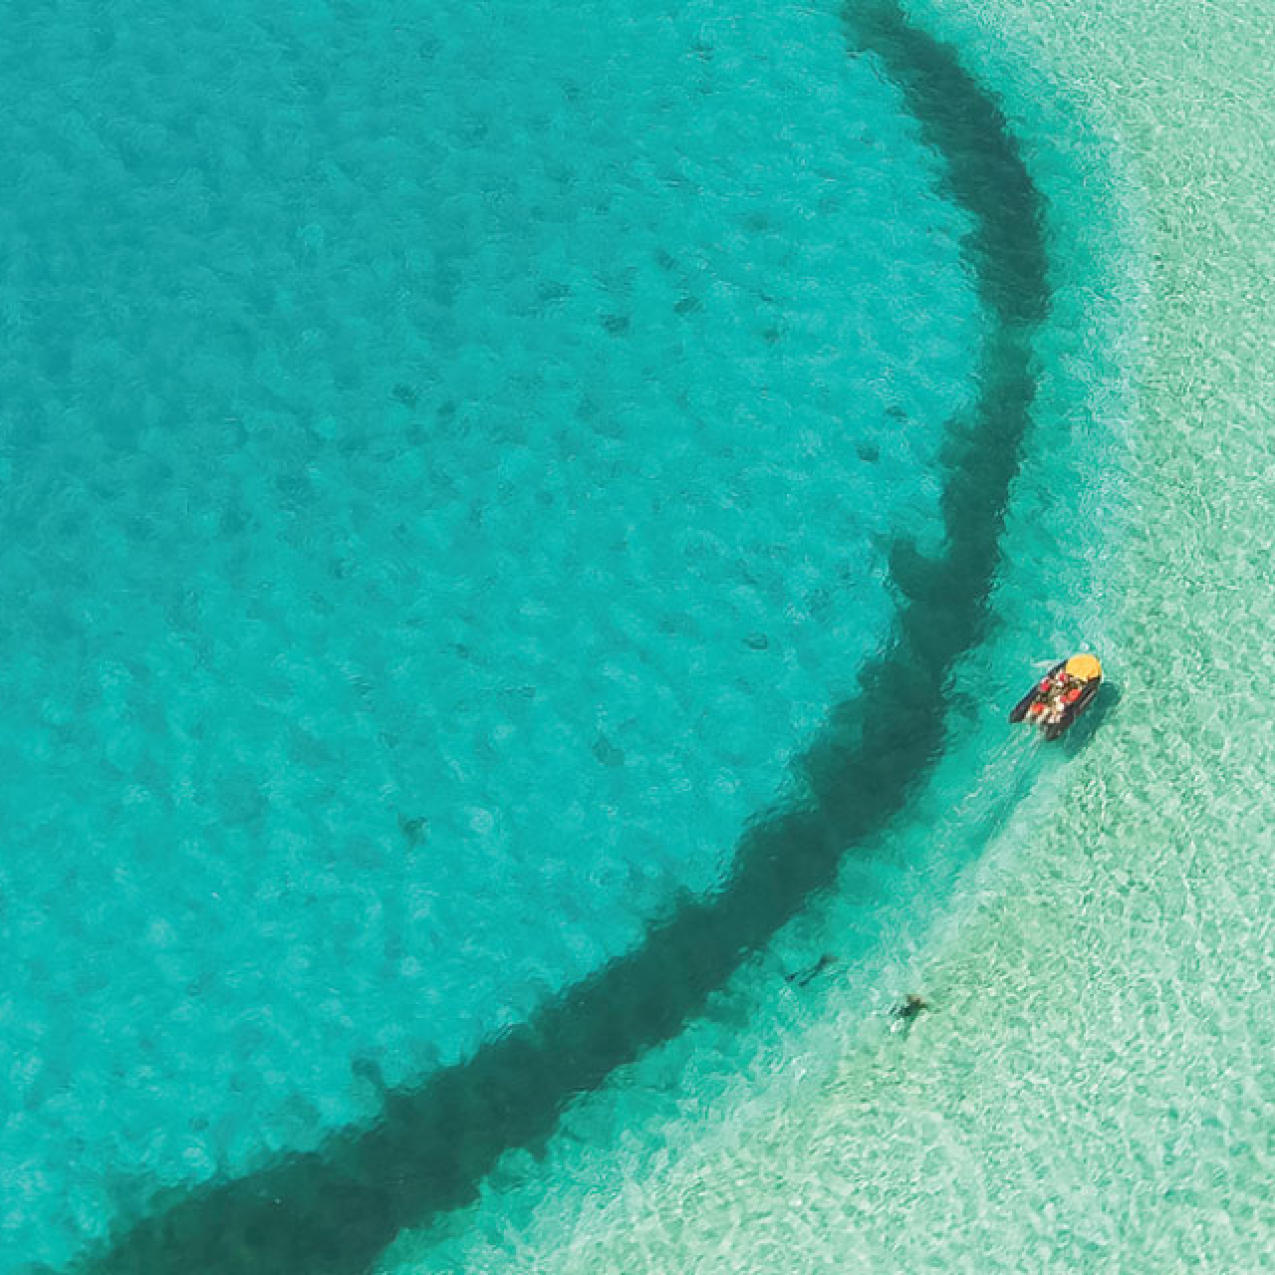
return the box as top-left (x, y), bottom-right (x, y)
top-left (1065, 653), bottom-right (1102, 681)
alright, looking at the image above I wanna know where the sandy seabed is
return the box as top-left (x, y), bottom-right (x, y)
top-left (382, 1), bottom-right (1275, 1271)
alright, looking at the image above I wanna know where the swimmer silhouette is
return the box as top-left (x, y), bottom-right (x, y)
top-left (786, 953), bottom-right (837, 988)
top-left (891, 993), bottom-right (928, 1032)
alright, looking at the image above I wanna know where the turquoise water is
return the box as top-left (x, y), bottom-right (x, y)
top-left (0, 0), bottom-right (994, 1268)
top-left (368, 2), bottom-right (1147, 1269)
top-left (371, 0), bottom-right (1146, 1267)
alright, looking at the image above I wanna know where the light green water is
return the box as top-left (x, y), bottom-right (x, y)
top-left (381, 0), bottom-right (1275, 1270)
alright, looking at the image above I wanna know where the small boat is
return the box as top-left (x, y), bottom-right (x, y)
top-left (1009, 653), bottom-right (1103, 741)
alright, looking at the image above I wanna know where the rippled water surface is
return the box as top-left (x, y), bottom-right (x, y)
top-left (373, 0), bottom-right (1148, 1268)
top-left (0, 0), bottom-right (1009, 1268)
top-left (369, 0), bottom-right (1275, 1272)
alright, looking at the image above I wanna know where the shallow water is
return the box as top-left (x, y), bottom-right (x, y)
top-left (371, 0), bottom-right (1151, 1268)
top-left (0, 0), bottom-right (1012, 1269)
top-left (371, 1), bottom-right (1275, 1273)
top-left (14, 0), bottom-right (1253, 1267)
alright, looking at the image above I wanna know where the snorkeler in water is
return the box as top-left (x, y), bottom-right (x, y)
top-left (890, 993), bottom-right (928, 1032)
top-left (787, 952), bottom-right (837, 989)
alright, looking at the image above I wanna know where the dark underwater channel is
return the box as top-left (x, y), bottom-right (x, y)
top-left (69, 4), bottom-right (1049, 1272)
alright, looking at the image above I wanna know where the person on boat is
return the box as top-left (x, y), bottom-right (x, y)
top-left (1049, 674), bottom-right (1084, 716)
top-left (1025, 666), bottom-right (1068, 720)
top-left (1033, 655), bottom-right (1100, 711)
top-left (1011, 653), bottom-right (1103, 735)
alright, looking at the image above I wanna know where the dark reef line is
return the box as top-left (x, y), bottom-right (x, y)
top-left (72, 4), bottom-right (1049, 1272)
